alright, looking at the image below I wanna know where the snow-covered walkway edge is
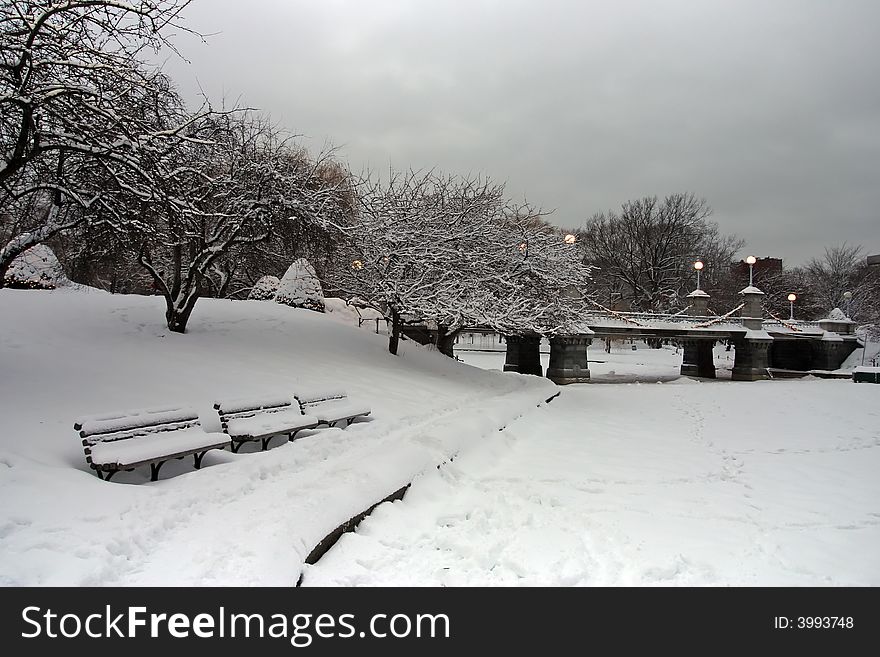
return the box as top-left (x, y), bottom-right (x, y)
top-left (0, 288), bottom-right (555, 586)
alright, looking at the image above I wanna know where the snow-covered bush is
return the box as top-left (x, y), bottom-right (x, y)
top-left (4, 244), bottom-right (69, 289)
top-left (247, 275), bottom-right (281, 301)
top-left (275, 258), bottom-right (325, 312)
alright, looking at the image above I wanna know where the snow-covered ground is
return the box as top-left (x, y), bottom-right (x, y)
top-left (304, 361), bottom-right (880, 586)
top-left (0, 288), bottom-right (554, 585)
top-left (3, 287), bottom-right (878, 587)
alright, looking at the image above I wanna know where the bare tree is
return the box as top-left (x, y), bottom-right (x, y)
top-left (323, 170), bottom-right (594, 356)
top-left (805, 245), bottom-right (866, 313)
top-left (203, 151), bottom-right (354, 300)
top-left (578, 193), bottom-right (742, 312)
top-left (0, 0), bottom-right (195, 284)
top-left (135, 112), bottom-right (347, 333)
top-left (761, 267), bottom-right (825, 321)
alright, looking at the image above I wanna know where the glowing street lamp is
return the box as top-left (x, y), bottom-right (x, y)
top-left (693, 260), bottom-right (704, 290)
top-left (745, 255), bottom-right (757, 286)
top-left (352, 260), bottom-right (363, 270)
top-left (564, 234), bottom-right (577, 244)
top-left (787, 293), bottom-right (797, 320)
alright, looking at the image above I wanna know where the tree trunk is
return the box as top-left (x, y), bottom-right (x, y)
top-left (436, 325), bottom-right (460, 358)
top-left (164, 291), bottom-right (200, 334)
top-left (388, 307), bottom-right (401, 355)
top-left (0, 259), bottom-right (11, 288)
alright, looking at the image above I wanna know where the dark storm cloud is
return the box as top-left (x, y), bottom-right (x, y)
top-left (163, 0), bottom-right (880, 265)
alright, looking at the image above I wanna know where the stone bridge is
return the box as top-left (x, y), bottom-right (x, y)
top-left (500, 287), bottom-right (860, 385)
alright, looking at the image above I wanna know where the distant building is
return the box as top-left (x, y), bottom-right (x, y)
top-left (867, 254), bottom-right (880, 267)
top-left (731, 257), bottom-right (782, 281)
top-left (455, 330), bottom-right (506, 351)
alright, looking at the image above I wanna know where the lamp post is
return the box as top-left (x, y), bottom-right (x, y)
top-left (843, 291), bottom-right (852, 318)
top-left (787, 293), bottom-right (796, 320)
top-left (745, 255), bottom-right (757, 287)
top-left (694, 260), bottom-right (704, 290)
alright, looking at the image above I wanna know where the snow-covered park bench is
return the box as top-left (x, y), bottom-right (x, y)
top-left (74, 407), bottom-right (229, 482)
top-left (294, 389), bottom-right (371, 428)
top-left (853, 366), bottom-right (880, 384)
top-left (214, 395), bottom-right (319, 452)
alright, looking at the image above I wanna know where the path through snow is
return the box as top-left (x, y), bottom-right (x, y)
top-left (303, 378), bottom-right (880, 586)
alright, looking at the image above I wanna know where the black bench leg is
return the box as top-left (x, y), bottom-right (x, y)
top-left (150, 461), bottom-right (165, 482)
top-left (346, 418), bottom-right (355, 427)
top-left (289, 429), bottom-right (301, 442)
top-left (261, 437), bottom-right (272, 451)
top-left (231, 441), bottom-right (243, 454)
top-left (193, 452), bottom-right (206, 469)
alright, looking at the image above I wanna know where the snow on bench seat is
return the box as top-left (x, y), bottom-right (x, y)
top-left (294, 389), bottom-right (371, 428)
top-left (74, 406), bottom-right (229, 482)
top-left (223, 409), bottom-right (319, 442)
top-left (214, 395), bottom-right (319, 452)
top-left (88, 427), bottom-right (229, 470)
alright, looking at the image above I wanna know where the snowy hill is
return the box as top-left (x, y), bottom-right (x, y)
top-left (0, 287), bottom-right (554, 585)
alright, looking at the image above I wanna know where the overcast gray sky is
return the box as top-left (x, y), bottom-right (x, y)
top-left (163, 0), bottom-right (880, 266)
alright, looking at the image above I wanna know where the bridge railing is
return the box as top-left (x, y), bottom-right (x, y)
top-left (581, 311), bottom-right (747, 329)
top-left (762, 319), bottom-right (823, 333)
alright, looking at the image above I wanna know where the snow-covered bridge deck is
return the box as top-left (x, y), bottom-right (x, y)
top-left (497, 304), bottom-right (858, 384)
top-left (579, 311), bottom-right (825, 339)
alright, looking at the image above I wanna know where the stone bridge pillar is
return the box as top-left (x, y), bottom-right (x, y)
top-left (732, 285), bottom-right (772, 380)
top-left (546, 335), bottom-right (592, 385)
top-left (812, 335), bottom-right (857, 371)
top-left (732, 336), bottom-right (773, 381)
top-left (815, 318), bottom-right (859, 370)
top-left (503, 334), bottom-right (543, 376)
top-left (519, 334), bottom-right (543, 376)
top-left (686, 289), bottom-right (710, 315)
top-left (680, 338), bottom-right (716, 378)
top-left (739, 286), bottom-right (765, 330)
top-left (503, 335), bottom-right (521, 373)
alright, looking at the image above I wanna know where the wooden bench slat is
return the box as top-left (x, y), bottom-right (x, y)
top-left (75, 406), bottom-right (198, 438)
top-left (294, 388), bottom-right (348, 405)
top-left (213, 395), bottom-right (293, 415)
top-left (80, 418), bottom-right (201, 444)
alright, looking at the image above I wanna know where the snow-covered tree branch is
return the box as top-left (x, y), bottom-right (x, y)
top-left (322, 170), bottom-right (594, 356)
top-left (0, 0), bottom-right (196, 284)
top-left (133, 112), bottom-right (350, 332)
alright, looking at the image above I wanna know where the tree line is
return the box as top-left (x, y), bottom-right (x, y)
top-left (1, 1), bottom-right (349, 333)
top-left (575, 196), bottom-right (879, 337)
top-left (0, 0), bottom-right (595, 351)
top-left (3, 1), bottom-right (877, 352)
